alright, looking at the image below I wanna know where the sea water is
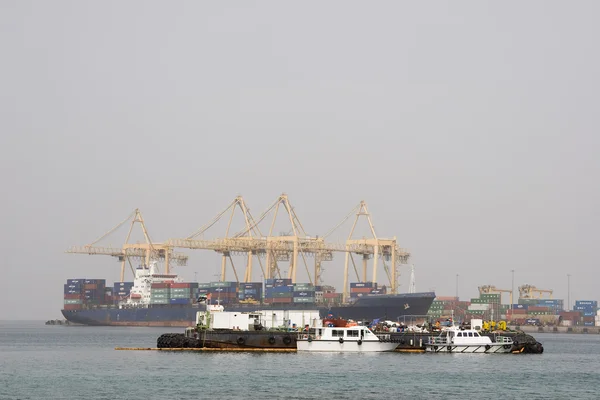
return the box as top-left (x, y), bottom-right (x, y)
top-left (1, 321), bottom-right (599, 400)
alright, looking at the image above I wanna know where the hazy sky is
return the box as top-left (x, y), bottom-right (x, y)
top-left (1, 1), bottom-right (598, 320)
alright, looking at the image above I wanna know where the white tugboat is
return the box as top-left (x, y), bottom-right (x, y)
top-left (297, 325), bottom-right (399, 352)
top-left (425, 321), bottom-right (514, 354)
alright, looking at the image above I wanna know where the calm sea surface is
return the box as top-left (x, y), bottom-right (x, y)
top-left (1, 321), bottom-right (599, 400)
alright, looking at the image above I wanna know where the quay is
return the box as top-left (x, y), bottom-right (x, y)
top-left (115, 347), bottom-right (296, 352)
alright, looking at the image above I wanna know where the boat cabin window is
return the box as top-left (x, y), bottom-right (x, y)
top-left (331, 329), bottom-right (344, 337)
top-left (457, 332), bottom-right (463, 337)
top-left (468, 332), bottom-right (473, 337)
top-left (317, 329), bottom-right (322, 336)
top-left (474, 332), bottom-right (480, 337)
top-left (347, 330), bottom-right (359, 338)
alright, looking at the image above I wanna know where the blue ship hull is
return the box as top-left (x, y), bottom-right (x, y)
top-left (62, 292), bottom-right (436, 326)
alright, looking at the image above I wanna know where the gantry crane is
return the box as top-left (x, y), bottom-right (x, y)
top-left (518, 284), bottom-right (553, 299)
top-left (478, 285), bottom-right (514, 306)
top-left (324, 200), bottom-right (410, 301)
top-left (166, 195), bottom-right (411, 298)
top-left (66, 209), bottom-right (188, 281)
top-left (167, 194), bottom-right (332, 284)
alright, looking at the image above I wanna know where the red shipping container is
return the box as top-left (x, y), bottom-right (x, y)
top-left (560, 311), bottom-right (582, 319)
top-left (171, 283), bottom-right (192, 289)
top-left (509, 309), bottom-right (527, 315)
top-left (151, 283), bottom-right (169, 289)
top-left (64, 294), bottom-right (82, 300)
top-left (324, 293), bottom-right (341, 299)
top-left (436, 296), bottom-right (459, 301)
top-left (350, 287), bottom-right (373, 294)
top-left (528, 306), bottom-right (551, 312)
top-left (63, 304), bottom-right (82, 310)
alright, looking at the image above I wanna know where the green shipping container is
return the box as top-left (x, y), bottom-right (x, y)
top-left (210, 281), bottom-right (235, 288)
top-left (293, 297), bottom-right (315, 303)
top-left (170, 293), bottom-right (191, 299)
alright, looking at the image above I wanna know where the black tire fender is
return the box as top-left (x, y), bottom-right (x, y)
top-left (237, 337), bottom-right (245, 345)
top-left (283, 336), bottom-right (292, 345)
top-left (485, 344), bottom-right (491, 351)
top-left (357, 339), bottom-right (362, 345)
top-left (339, 337), bottom-right (344, 344)
top-left (447, 345), bottom-right (452, 352)
top-left (268, 336), bottom-right (276, 345)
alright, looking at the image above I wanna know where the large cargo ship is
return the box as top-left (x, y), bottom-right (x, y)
top-left (61, 263), bottom-right (435, 327)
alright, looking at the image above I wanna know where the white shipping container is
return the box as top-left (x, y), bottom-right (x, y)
top-left (468, 304), bottom-right (490, 311)
top-left (198, 309), bottom-right (322, 330)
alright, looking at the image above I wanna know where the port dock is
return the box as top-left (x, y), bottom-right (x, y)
top-left (115, 347), bottom-right (296, 352)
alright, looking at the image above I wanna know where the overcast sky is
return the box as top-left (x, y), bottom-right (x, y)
top-left (1, 1), bottom-right (598, 320)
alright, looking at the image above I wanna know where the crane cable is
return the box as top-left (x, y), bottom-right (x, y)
top-left (187, 199), bottom-right (238, 239)
top-left (323, 203), bottom-right (360, 239)
top-left (89, 209), bottom-right (137, 246)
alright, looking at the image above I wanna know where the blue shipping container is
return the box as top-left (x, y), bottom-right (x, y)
top-left (67, 279), bottom-right (85, 285)
top-left (575, 300), bottom-right (598, 306)
top-left (241, 283), bottom-right (262, 289)
top-left (84, 279), bottom-right (106, 284)
top-left (170, 298), bottom-right (190, 305)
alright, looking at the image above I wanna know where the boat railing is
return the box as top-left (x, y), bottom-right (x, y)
top-left (428, 336), bottom-right (449, 345)
top-left (495, 336), bottom-right (513, 344)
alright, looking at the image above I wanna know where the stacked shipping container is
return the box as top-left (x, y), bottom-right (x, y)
top-left (574, 300), bottom-right (598, 326)
top-left (208, 281), bottom-right (238, 305)
top-left (292, 283), bottom-right (315, 304)
top-left (63, 279), bottom-right (108, 310)
top-left (238, 282), bottom-right (262, 302)
top-left (349, 282), bottom-right (382, 299)
top-left (149, 282), bottom-right (199, 305)
top-left (264, 279), bottom-right (293, 304)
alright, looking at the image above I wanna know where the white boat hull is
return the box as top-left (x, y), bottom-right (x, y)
top-left (425, 344), bottom-right (513, 354)
top-left (297, 339), bottom-right (398, 352)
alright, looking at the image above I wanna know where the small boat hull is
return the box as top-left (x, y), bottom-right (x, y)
top-left (425, 344), bottom-right (513, 353)
top-left (297, 339), bottom-right (398, 352)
